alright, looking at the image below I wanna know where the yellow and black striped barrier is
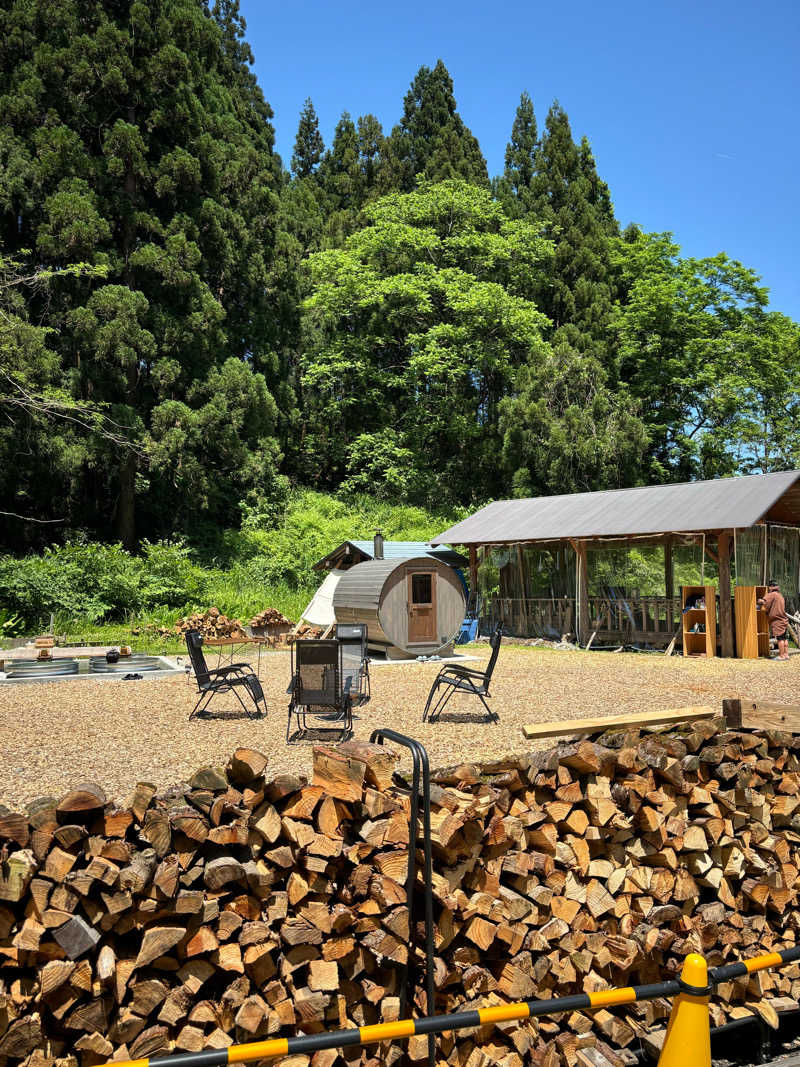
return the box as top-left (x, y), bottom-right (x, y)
top-left (109, 945), bottom-right (800, 1067)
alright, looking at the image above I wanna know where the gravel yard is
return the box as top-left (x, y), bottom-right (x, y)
top-left (2, 644), bottom-right (798, 810)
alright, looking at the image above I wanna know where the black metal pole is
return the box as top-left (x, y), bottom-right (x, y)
top-left (370, 730), bottom-right (435, 1067)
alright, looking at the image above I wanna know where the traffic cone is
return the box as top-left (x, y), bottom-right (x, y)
top-left (657, 953), bottom-right (711, 1067)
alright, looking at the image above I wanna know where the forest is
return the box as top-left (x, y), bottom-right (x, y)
top-left (1, 0), bottom-right (799, 629)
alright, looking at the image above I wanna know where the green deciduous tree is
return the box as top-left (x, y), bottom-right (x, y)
top-left (301, 180), bottom-right (552, 506)
top-left (613, 230), bottom-right (775, 480)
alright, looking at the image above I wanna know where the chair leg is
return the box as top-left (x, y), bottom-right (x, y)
top-left (427, 682), bottom-right (457, 723)
top-left (476, 692), bottom-right (498, 723)
top-left (190, 689), bottom-right (213, 720)
top-left (422, 679), bottom-right (441, 722)
top-left (231, 686), bottom-right (256, 720)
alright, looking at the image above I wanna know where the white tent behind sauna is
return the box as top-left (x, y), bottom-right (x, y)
top-left (297, 569), bottom-right (342, 628)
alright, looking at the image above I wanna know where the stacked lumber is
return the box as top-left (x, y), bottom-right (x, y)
top-left (249, 609), bottom-right (293, 630)
top-left (2, 723), bottom-right (800, 1067)
top-left (174, 609), bottom-right (247, 640)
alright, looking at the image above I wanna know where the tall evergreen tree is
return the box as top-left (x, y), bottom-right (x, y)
top-left (318, 112), bottom-right (364, 243)
top-left (356, 114), bottom-right (386, 196)
top-left (496, 91), bottom-right (538, 217)
top-left (531, 103), bottom-right (618, 375)
top-left (384, 61), bottom-right (488, 190)
top-left (0, 0), bottom-right (284, 545)
top-left (291, 98), bottom-right (325, 179)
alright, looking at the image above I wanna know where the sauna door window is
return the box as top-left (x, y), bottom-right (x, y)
top-left (408, 571), bottom-right (436, 643)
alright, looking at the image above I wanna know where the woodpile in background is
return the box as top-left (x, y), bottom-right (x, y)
top-left (249, 610), bottom-right (292, 630)
top-left (174, 609), bottom-right (247, 640)
top-left (2, 720), bottom-right (800, 1067)
top-left (290, 625), bottom-right (323, 642)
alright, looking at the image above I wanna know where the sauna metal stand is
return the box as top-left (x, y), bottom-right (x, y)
top-left (369, 729), bottom-right (435, 1067)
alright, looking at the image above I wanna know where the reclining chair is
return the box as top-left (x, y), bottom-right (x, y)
top-left (287, 638), bottom-right (355, 742)
top-left (185, 630), bottom-right (267, 720)
top-left (422, 623), bottom-right (503, 724)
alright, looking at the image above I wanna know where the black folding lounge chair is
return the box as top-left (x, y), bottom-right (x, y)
top-left (422, 623), bottom-right (503, 724)
top-left (185, 630), bottom-right (267, 720)
top-left (335, 623), bottom-right (371, 707)
top-left (287, 638), bottom-right (354, 742)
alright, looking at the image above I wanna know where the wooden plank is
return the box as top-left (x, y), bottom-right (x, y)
top-left (723, 698), bottom-right (800, 732)
top-left (522, 705), bottom-right (716, 740)
top-left (734, 586), bottom-right (758, 658)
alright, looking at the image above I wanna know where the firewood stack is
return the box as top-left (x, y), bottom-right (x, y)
top-left (2, 721), bottom-right (800, 1067)
top-left (174, 609), bottom-right (247, 641)
top-left (289, 625), bottom-right (323, 642)
top-left (249, 610), bottom-right (293, 648)
top-left (249, 610), bottom-right (293, 630)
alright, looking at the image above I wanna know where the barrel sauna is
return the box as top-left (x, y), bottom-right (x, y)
top-left (332, 556), bottom-right (466, 659)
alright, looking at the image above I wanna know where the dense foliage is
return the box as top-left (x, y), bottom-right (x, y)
top-left (2, 0), bottom-right (799, 570)
top-left (0, 489), bottom-right (458, 632)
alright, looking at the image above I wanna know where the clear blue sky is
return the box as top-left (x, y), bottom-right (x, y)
top-left (241, 0), bottom-right (800, 319)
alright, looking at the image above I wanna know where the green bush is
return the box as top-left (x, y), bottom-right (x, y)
top-left (0, 489), bottom-right (459, 633)
top-left (0, 539), bottom-right (208, 629)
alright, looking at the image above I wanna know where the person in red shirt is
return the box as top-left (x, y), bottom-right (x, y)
top-left (759, 580), bottom-right (790, 660)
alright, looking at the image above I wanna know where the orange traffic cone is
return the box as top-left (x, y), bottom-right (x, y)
top-left (657, 953), bottom-right (711, 1067)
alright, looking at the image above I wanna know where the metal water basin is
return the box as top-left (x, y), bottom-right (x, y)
top-left (89, 654), bottom-right (163, 673)
top-left (7, 658), bottom-right (79, 679)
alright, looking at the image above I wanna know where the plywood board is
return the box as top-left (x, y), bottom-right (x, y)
top-left (522, 705), bottom-right (716, 740)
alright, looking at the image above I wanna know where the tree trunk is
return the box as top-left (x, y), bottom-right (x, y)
top-left (116, 450), bottom-right (136, 550)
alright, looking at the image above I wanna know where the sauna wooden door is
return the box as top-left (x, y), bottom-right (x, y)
top-left (408, 571), bottom-right (436, 643)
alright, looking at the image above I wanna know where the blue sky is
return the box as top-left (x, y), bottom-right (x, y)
top-left (241, 0), bottom-right (800, 319)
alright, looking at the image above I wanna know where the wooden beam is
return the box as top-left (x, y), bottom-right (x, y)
top-left (574, 540), bottom-right (590, 646)
top-left (718, 531), bottom-right (734, 658)
top-left (468, 546), bottom-right (478, 610)
top-left (664, 536), bottom-right (674, 602)
top-left (522, 705), bottom-right (716, 740)
top-left (723, 698), bottom-right (800, 732)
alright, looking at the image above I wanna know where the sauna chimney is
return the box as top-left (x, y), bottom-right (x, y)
top-left (373, 530), bottom-right (384, 560)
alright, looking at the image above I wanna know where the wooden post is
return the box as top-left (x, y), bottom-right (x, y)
top-left (718, 531), bottom-right (734, 658)
top-left (469, 546), bottom-right (478, 610)
top-left (664, 536), bottom-right (674, 602)
top-left (574, 540), bottom-right (590, 646)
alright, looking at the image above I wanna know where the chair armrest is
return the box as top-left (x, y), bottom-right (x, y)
top-left (343, 676), bottom-right (353, 695)
top-left (210, 662), bottom-right (251, 678)
top-left (442, 665), bottom-right (485, 680)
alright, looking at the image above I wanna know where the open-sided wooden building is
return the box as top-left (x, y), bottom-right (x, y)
top-left (431, 470), bottom-right (800, 656)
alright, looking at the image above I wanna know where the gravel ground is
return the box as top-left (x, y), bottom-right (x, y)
top-left (2, 645), bottom-right (799, 811)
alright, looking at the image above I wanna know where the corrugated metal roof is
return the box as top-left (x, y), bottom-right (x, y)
top-left (431, 471), bottom-right (800, 546)
top-left (314, 540), bottom-right (467, 570)
top-left (350, 540), bottom-right (465, 563)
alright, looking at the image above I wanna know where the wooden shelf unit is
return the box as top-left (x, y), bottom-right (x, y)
top-left (734, 585), bottom-right (770, 658)
top-left (681, 585), bottom-right (716, 657)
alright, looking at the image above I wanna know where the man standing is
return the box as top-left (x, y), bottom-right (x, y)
top-left (759, 580), bottom-right (790, 661)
